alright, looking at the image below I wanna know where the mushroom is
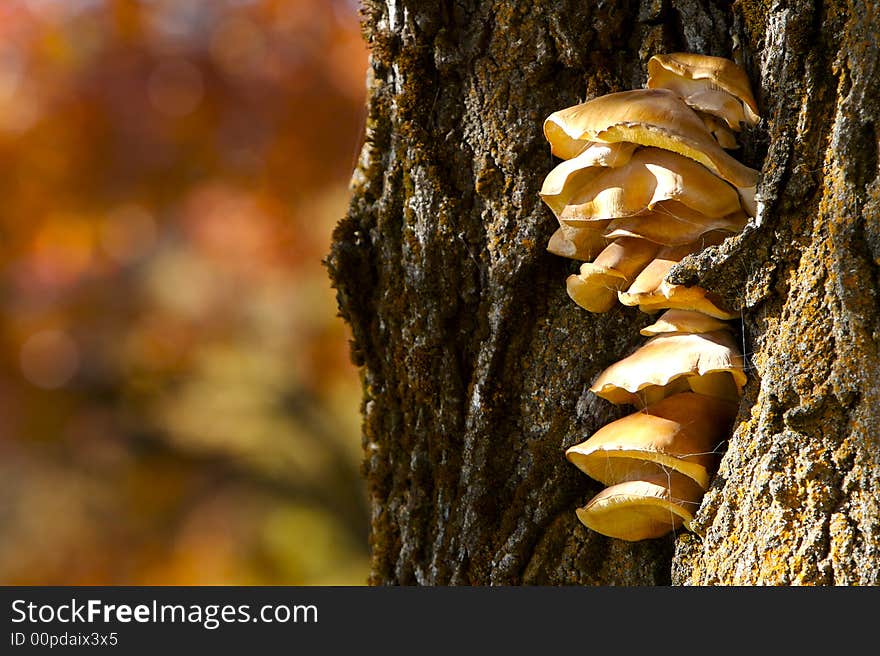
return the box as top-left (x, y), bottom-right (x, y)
top-left (603, 202), bottom-right (747, 246)
top-left (646, 52), bottom-right (761, 128)
top-left (540, 142), bottom-right (639, 216)
top-left (639, 309), bottom-right (733, 336)
top-left (589, 329), bottom-right (747, 406)
top-left (555, 147), bottom-right (743, 225)
top-left (617, 236), bottom-right (738, 319)
top-left (566, 237), bottom-right (660, 313)
top-left (699, 113), bottom-right (740, 149)
top-left (542, 88), bottom-right (759, 215)
top-left (566, 392), bottom-right (736, 489)
top-left (574, 470), bottom-right (704, 541)
top-left (546, 222), bottom-right (611, 261)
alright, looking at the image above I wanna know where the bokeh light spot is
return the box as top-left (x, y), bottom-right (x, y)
top-left (20, 329), bottom-right (80, 389)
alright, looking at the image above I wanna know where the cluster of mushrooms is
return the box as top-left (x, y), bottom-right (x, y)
top-left (541, 53), bottom-right (760, 541)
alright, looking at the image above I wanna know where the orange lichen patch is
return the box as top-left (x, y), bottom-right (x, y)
top-left (646, 53), bottom-right (760, 128)
top-left (589, 330), bottom-right (747, 406)
top-left (575, 470), bottom-right (704, 541)
top-left (546, 222), bottom-right (611, 261)
top-left (566, 392), bottom-right (737, 488)
top-left (603, 203), bottom-right (747, 246)
top-left (555, 147), bottom-right (743, 225)
top-left (566, 237), bottom-right (661, 313)
top-left (540, 142), bottom-right (638, 215)
top-left (640, 309), bottom-right (733, 336)
top-left (543, 88), bottom-right (758, 213)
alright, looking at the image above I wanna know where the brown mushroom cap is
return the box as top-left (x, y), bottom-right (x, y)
top-left (640, 309), bottom-right (733, 336)
top-left (589, 329), bottom-right (747, 406)
top-left (556, 147), bottom-right (743, 225)
top-left (566, 237), bottom-right (660, 313)
top-left (575, 470), bottom-right (704, 541)
top-left (566, 392), bottom-right (737, 488)
top-left (647, 53), bottom-right (761, 127)
top-left (547, 222), bottom-right (611, 261)
top-left (540, 142), bottom-right (638, 216)
top-left (543, 88), bottom-right (758, 213)
top-left (603, 203), bottom-right (747, 246)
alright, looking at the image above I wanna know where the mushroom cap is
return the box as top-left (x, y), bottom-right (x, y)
top-left (647, 53), bottom-right (760, 126)
top-left (543, 88), bottom-right (759, 202)
top-left (699, 112), bottom-right (740, 148)
top-left (566, 268), bottom-right (621, 313)
top-left (566, 392), bottom-right (737, 488)
top-left (540, 142), bottom-right (638, 215)
top-left (603, 203), bottom-right (747, 246)
top-left (566, 237), bottom-right (661, 313)
top-left (575, 470), bottom-right (704, 541)
top-left (640, 309), bottom-right (733, 336)
top-left (627, 285), bottom-right (739, 321)
top-left (617, 235), bottom-right (738, 320)
top-left (546, 222), bottom-right (610, 261)
top-left (557, 147), bottom-right (743, 225)
top-left (589, 330), bottom-right (747, 406)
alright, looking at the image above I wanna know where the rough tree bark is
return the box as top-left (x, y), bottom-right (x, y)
top-left (327, 0), bottom-right (880, 585)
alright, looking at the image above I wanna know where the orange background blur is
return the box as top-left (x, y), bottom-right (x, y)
top-left (0, 0), bottom-right (370, 584)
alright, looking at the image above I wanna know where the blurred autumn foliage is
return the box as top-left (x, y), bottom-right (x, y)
top-left (0, 0), bottom-right (370, 584)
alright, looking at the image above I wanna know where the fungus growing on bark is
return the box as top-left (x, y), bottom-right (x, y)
top-left (574, 470), bottom-right (705, 541)
top-left (542, 88), bottom-right (758, 215)
top-left (617, 236), bottom-right (738, 319)
top-left (540, 142), bottom-right (638, 216)
top-left (566, 237), bottom-right (660, 313)
top-left (566, 392), bottom-right (737, 489)
top-left (646, 52), bottom-right (761, 128)
top-left (589, 330), bottom-right (747, 406)
top-left (543, 52), bottom-right (760, 543)
top-left (554, 147), bottom-right (743, 225)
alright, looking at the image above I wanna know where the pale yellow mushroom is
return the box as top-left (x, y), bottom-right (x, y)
top-left (540, 142), bottom-right (639, 216)
top-left (575, 470), bottom-right (704, 541)
top-left (603, 202), bottom-right (747, 246)
top-left (617, 235), bottom-right (738, 319)
top-left (646, 52), bottom-right (761, 128)
top-left (556, 147), bottom-right (743, 225)
top-left (542, 88), bottom-right (758, 215)
top-left (546, 222), bottom-right (611, 261)
top-left (640, 309), bottom-right (732, 336)
top-left (589, 329), bottom-right (747, 406)
top-left (566, 392), bottom-right (737, 489)
top-left (566, 237), bottom-right (660, 313)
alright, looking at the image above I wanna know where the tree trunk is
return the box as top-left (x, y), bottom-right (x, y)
top-left (326, 0), bottom-right (880, 585)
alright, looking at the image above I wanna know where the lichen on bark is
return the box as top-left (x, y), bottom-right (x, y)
top-left (328, 0), bottom-right (880, 585)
